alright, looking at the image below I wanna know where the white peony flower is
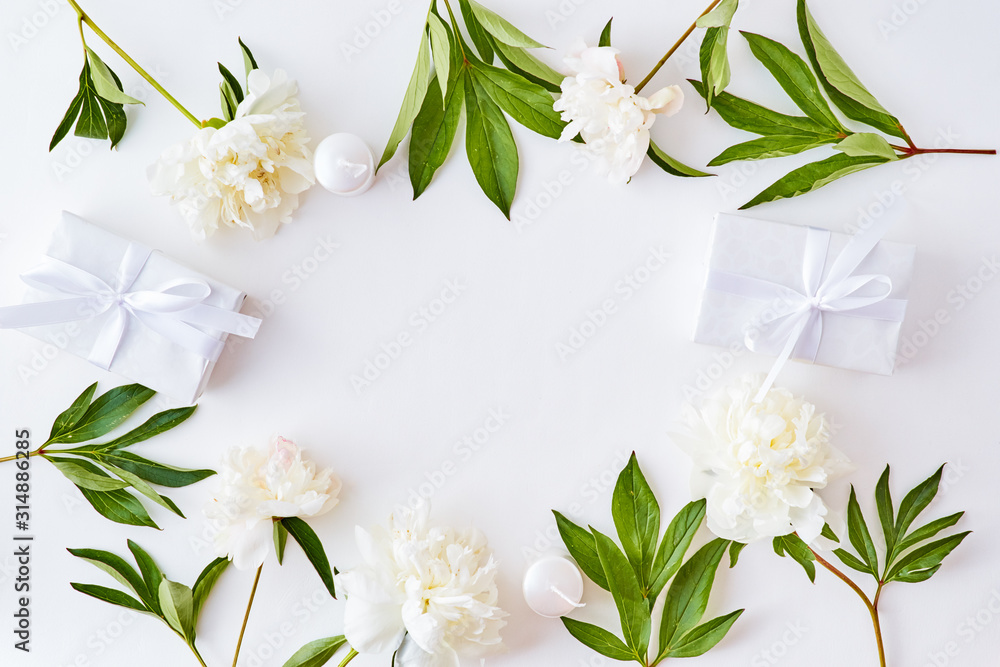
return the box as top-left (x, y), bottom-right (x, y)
top-left (673, 375), bottom-right (850, 545)
top-left (204, 436), bottom-right (340, 570)
top-left (553, 42), bottom-right (683, 184)
top-left (338, 504), bottom-right (507, 667)
top-left (148, 69), bottom-right (315, 241)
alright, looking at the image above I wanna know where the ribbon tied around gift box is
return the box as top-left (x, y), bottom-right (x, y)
top-left (0, 241), bottom-right (261, 370)
top-left (705, 213), bottom-right (908, 403)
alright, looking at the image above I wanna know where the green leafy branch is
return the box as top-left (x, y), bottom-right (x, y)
top-left (554, 453), bottom-right (743, 665)
top-left (70, 540), bottom-right (229, 667)
top-left (772, 464), bottom-right (969, 667)
top-left (0, 382), bottom-right (213, 528)
top-left (691, 0), bottom-right (995, 209)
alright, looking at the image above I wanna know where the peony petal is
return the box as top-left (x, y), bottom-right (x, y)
top-left (648, 85), bottom-right (684, 117)
top-left (396, 634), bottom-right (460, 667)
top-left (343, 594), bottom-right (406, 654)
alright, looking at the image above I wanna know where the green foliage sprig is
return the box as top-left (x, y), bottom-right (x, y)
top-left (691, 0), bottom-right (995, 208)
top-left (553, 453), bottom-right (743, 665)
top-left (773, 464), bottom-right (969, 667)
top-left (1, 382), bottom-right (212, 528)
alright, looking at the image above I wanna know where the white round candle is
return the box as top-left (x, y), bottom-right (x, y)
top-left (314, 133), bottom-right (375, 196)
top-left (523, 555), bottom-right (585, 617)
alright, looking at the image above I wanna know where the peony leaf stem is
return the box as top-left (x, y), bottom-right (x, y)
top-left (634, 0), bottom-right (723, 94)
top-left (338, 648), bottom-right (359, 666)
top-left (232, 564), bottom-right (264, 667)
top-left (64, 0), bottom-right (202, 128)
top-left (811, 548), bottom-right (886, 667)
top-left (0, 449), bottom-right (43, 464)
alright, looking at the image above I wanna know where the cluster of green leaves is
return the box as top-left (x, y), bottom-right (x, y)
top-left (692, 0), bottom-right (909, 209)
top-left (208, 38), bottom-right (260, 129)
top-left (695, 0), bottom-right (739, 111)
top-left (70, 540), bottom-right (228, 662)
top-left (38, 383), bottom-right (213, 529)
top-left (774, 465), bottom-right (969, 589)
top-left (380, 0), bottom-right (567, 217)
top-left (50, 46), bottom-right (143, 151)
top-left (554, 454), bottom-right (743, 666)
top-left (273, 515), bottom-right (338, 599)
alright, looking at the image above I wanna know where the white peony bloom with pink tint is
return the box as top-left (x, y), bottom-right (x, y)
top-left (673, 375), bottom-right (850, 545)
top-left (204, 436), bottom-right (339, 570)
top-left (337, 503), bottom-right (507, 666)
top-left (553, 42), bottom-right (684, 184)
top-left (148, 69), bottom-right (315, 241)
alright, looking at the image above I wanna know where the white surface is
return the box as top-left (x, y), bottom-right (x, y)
top-left (1, 1), bottom-right (999, 666)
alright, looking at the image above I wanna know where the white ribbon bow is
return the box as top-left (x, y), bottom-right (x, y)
top-left (0, 242), bottom-right (261, 370)
top-left (706, 214), bottom-right (907, 403)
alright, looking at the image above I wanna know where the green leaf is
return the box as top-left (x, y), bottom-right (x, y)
top-left (728, 541), bottom-right (747, 568)
top-left (699, 26), bottom-right (731, 110)
top-left (127, 540), bottom-right (164, 614)
top-left (202, 117), bottom-right (228, 129)
top-left (78, 486), bottom-right (159, 529)
top-left (740, 153), bottom-right (888, 209)
top-left (894, 512), bottom-right (964, 556)
top-left (592, 528), bottom-right (650, 660)
top-left (647, 141), bottom-right (713, 178)
top-left (740, 31), bottom-right (844, 131)
top-left (696, 0), bottom-right (738, 28)
top-left (71, 583), bottom-right (149, 613)
top-left (74, 62), bottom-right (109, 141)
top-left (467, 0), bottom-right (544, 48)
top-left (159, 579), bottom-right (196, 640)
top-left (427, 13), bottom-right (451, 101)
top-left (46, 457), bottom-right (129, 491)
top-left (282, 517), bottom-right (336, 598)
top-left (886, 532), bottom-right (971, 584)
top-left (846, 486), bottom-right (878, 576)
top-left (821, 523), bottom-right (840, 542)
top-left (219, 62), bottom-right (245, 105)
top-left (554, 511), bottom-right (609, 591)
top-left (648, 499), bottom-right (706, 604)
top-left (86, 47), bottom-right (141, 105)
top-left (611, 453), bottom-right (660, 594)
top-left (599, 18), bottom-right (613, 48)
top-left (689, 79), bottom-right (835, 137)
top-left (707, 134), bottom-right (834, 166)
top-left (459, 0), bottom-right (494, 63)
top-left (275, 520), bottom-right (289, 565)
top-left (88, 451), bottom-right (215, 488)
top-left (491, 38), bottom-right (563, 92)
top-left (103, 463), bottom-right (184, 518)
top-left (47, 384), bottom-right (155, 445)
top-left (220, 85), bottom-right (235, 122)
top-left (67, 547), bottom-right (146, 597)
top-left (50, 84), bottom-right (86, 151)
top-left (895, 465), bottom-right (944, 538)
top-left (409, 71), bottom-right (465, 199)
top-left (97, 95), bottom-right (126, 150)
top-left (464, 70), bottom-right (519, 218)
top-left (832, 548), bottom-right (871, 576)
top-left (239, 37), bottom-right (259, 79)
top-left (664, 609), bottom-right (744, 658)
top-left (835, 133), bottom-right (898, 161)
top-left (97, 406), bottom-right (197, 450)
top-left (797, 0), bottom-right (904, 139)
top-left (192, 557), bottom-right (229, 621)
top-left (772, 534), bottom-right (816, 582)
top-left (473, 62), bottom-right (563, 139)
top-left (378, 27), bottom-right (432, 170)
top-left (875, 465), bottom-right (896, 557)
top-left (658, 539), bottom-right (729, 657)
top-left (282, 636), bottom-right (348, 667)
top-left (49, 383), bottom-right (98, 441)
top-left (561, 618), bottom-right (635, 661)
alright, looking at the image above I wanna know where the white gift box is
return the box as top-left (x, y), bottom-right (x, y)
top-left (693, 213), bottom-right (916, 377)
top-left (0, 212), bottom-right (261, 402)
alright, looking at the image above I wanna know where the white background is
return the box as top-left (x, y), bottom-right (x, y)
top-left (1, 0), bottom-right (999, 666)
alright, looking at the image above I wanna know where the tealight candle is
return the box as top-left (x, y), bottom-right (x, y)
top-left (314, 132), bottom-right (375, 196)
top-left (523, 555), bottom-right (585, 618)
